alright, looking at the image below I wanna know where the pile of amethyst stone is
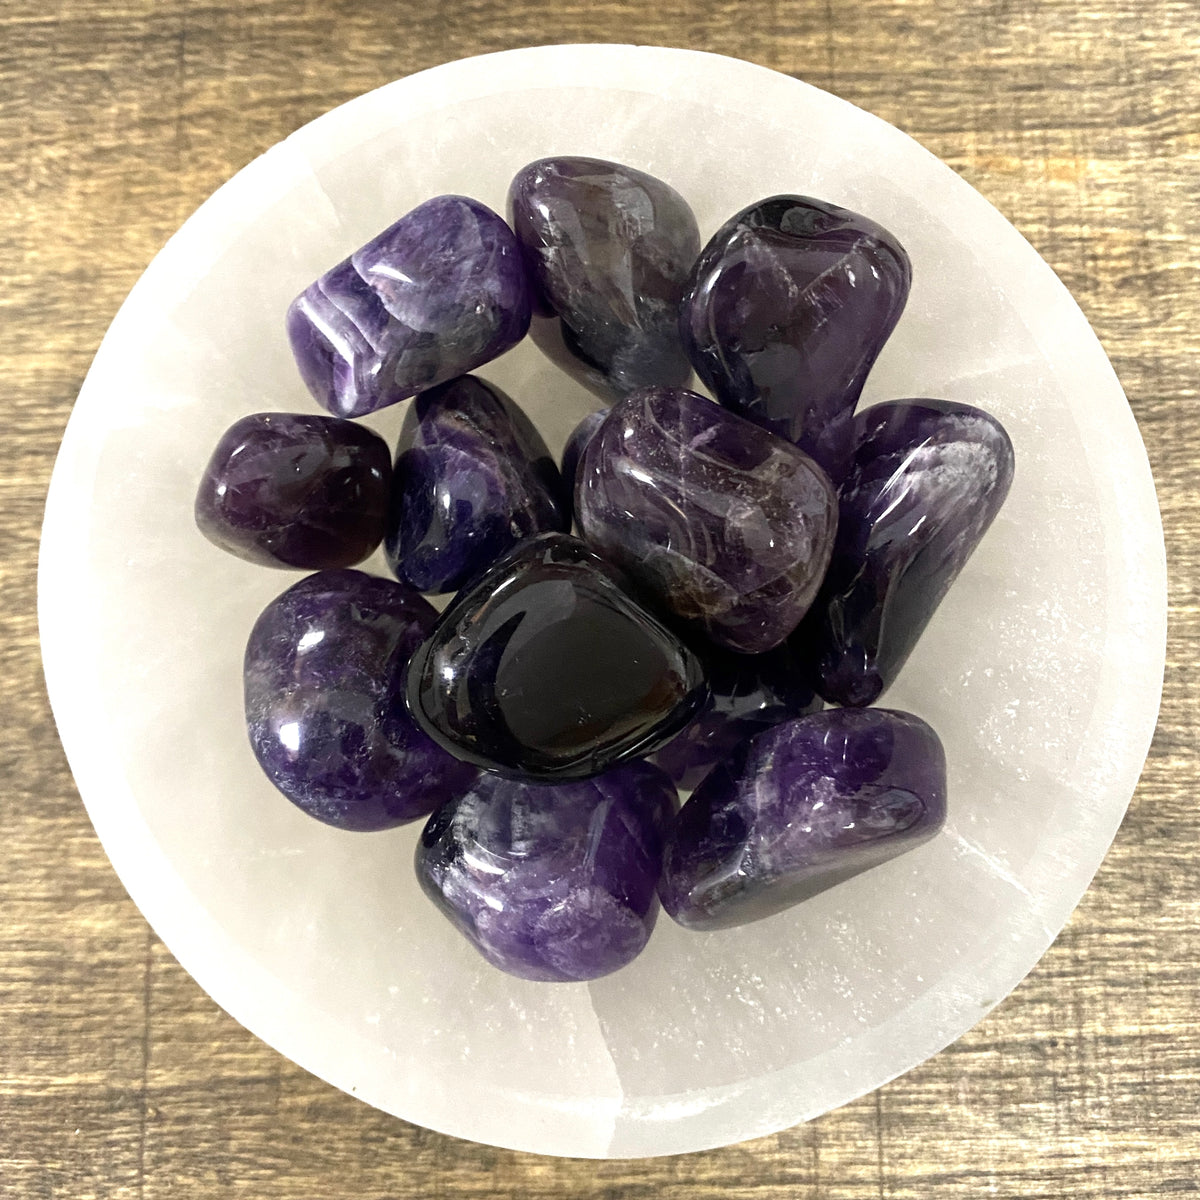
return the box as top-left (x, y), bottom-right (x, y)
top-left (195, 158), bottom-right (1015, 983)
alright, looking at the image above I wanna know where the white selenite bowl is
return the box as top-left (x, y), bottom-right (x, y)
top-left (38, 45), bottom-right (1166, 1158)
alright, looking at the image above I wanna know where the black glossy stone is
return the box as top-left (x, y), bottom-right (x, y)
top-left (405, 533), bottom-right (708, 781)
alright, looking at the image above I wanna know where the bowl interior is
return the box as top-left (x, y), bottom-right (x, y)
top-left (38, 45), bottom-right (1165, 1158)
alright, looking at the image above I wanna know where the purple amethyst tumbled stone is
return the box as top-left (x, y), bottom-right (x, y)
top-left (244, 570), bottom-right (478, 831)
top-left (660, 707), bottom-right (947, 930)
top-left (195, 412), bottom-right (391, 569)
top-left (653, 639), bottom-right (822, 792)
top-left (559, 407), bottom-right (608, 526)
top-left (406, 533), bottom-right (707, 781)
top-left (384, 375), bottom-right (567, 594)
top-left (416, 761), bottom-right (677, 981)
top-left (287, 196), bottom-right (531, 418)
top-left (799, 399), bottom-right (1015, 707)
top-left (680, 195), bottom-right (911, 481)
top-left (574, 387), bottom-right (838, 654)
top-left (509, 157), bottom-right (700, 399)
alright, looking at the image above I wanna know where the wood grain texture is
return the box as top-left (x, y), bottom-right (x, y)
top-left (3, 1), bottom-right (1197, 1196)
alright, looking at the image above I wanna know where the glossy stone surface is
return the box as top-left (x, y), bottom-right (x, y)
top-left (509, 157), bottom-right (700, 399)
top-left (384, 375), bottom-right (567, 594)
top-left (416, 761), bottom-right (677, 981)
top-left (800, 399), bottom-right (1015, 707)
top-left (195, 412), bottom-right (391, 569)
top-left (406, 533), bottom-right (707, 781)
top-left (559, 408), bottom-right (608, 526)
top-left (244, 570), bottom-right (478, 831)
top-left (660, 708), bottom-right (946, 930)
top-left (287, 196), bottom-right (531, 418)
top-left (680, 195), bottom-right (911, 480)
top-left (653, 639), bottom-right (822, 791)
top-left (575, 387), bottom-right (838, 654)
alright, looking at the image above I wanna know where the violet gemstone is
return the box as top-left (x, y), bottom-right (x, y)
top-left (574, 387), bottom-right (838, 654)
top-left (416, 761), bottom-right (677, 981)
top-left (660, 708), bottom-right (947, 930)
top-left (406, 533), bottom-right (707, 781)
top-left (559, 408), bottom-right (608, 525)
top-left (384, 375), bottom-right (567, 594)
top-left (653, 640), bottom-right (822, 791)
top-left (244, 570), bottom-right (478, 831)
top-left (286, 196), bottom-right (531, 418)
top-left (195, 412), bottom-right (391, 569)
top-left (509, 157), bottom-right (700, 399)
top-left (799, 399), bottom-right (1015, 707)
top-left (680, 195), bottom-right (911, 480)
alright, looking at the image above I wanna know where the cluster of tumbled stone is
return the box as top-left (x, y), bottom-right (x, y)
top-left (194, 157), bottom-right (1015, 982)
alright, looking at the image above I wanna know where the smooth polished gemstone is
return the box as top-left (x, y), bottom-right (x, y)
top-left (660, 708), bottom-right (947, 930)
top-left (416, 761), bottom-right (677, 981)
top-left (680, 195), bottom-right (911, 480)
top-left (509, 157), bottom-right (700, 399)
top-left (384, 376), bottom-right (567, 594)
top-left (653, 639), bottom-right (822, 791)
top-left (574, 387), bottom-right (838, 654)
top-left (194, 412), bottom-right (391, 569)
top-left (406, 533), bottom-right (707, 781)
top-left (559, 408), bottom-right (608, 525)
top-left (799, 399), bottom-right (1015, 707)
top-left (244, 570), bottom-right (478, 831)
top-left (287, 196), bottom-right (531, 418)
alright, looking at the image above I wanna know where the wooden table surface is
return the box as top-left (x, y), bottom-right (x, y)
top-left (4, 1), bottom-right (1197, 1195)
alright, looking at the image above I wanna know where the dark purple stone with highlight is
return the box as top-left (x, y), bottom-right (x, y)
top-left (660, 707), bottom-right (947, 930)
top-left (680, 195), bottom-right (911, 481)
top-left (287, 196), bottom-right (531, 418)
top-left (416, 761), bottom-right (677, 981)
top-left (559, 408), bottom-right (608, 526)
top-left (244, 570), bottom-right (478, 831)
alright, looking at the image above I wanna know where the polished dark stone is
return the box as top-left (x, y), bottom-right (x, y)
top-left (405, 533), bottom-right (707, 781)
top-left (244, 570), bottom-right (478, 831)
top-left (384, 375), bottom-right (567, 594)
top-left (660, 707), bottom-right (947, 930)
top-left (195, 412), bottom-right (390, 569)
top-left (416, 761), bottom-right (677, 981)
top-left (653, 639), bottom-right (822, 791)
top-left (799, 399), bottom-right (1015, 707)
top-left (287, 196), bottom-right (531, 418)
top-left (559, 408), bottom-right (608, 526)
top-left (574, 387), bottom-right (838, 654)
top-left (509, 157), bottom-right (700, 399)
top-left (680, 195), bottom-right (911, 480)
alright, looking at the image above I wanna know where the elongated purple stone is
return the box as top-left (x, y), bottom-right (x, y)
top-left (195, 412), bottom-right (391, 569)
top-left (384, 375), bottom-right (567, 594)
top-left (287, 196), bottom-right (531, 418)
top-left (559, 407), bottom-right (608, 526)
top-left (799, 399), bottom-right (1015, 707)
top-left (653, 639), bottom-right (822, 791)
top-left (509, 157), bottom-right (699, 399)
top-left (680, 195), bottom-right (911, 480)
top-left (660, 708), bottom-right (947, 930)
top-left (416, 761), bottom-right (677, 981)
top-left (575, 387), bottom-right (838, 654)
top-left (406, 533), bottom-right (707, 781)
top-left (244, 570), bottom-right (477, 831)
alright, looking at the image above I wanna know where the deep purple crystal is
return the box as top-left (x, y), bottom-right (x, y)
top-left (798, 399), bottom-right (1015, 707)
top-left (680, 195), bottom-right (911, 480)
top-left (509, 157), bottom-right (700, 399)
top-left (660, 708), bottom-right (947, 930)
top-left (416, 761), bottom-right (677, 981)
top-left (559, 408), bottom-right (608, 526)
top-left (574, 387), bottom-right (838, 654)
top-left (194, 412), bottom-right (390, 569)
top-left (384, 375), bottom-right (567, 594)
top-left (406, 533), bottom-right (707, 781)
top-left (286, 196), bottom-right (531, 418)
top-left (653, 639), bottom-right (822, 791)
top-left (244, 570), bottom-right (478, 831)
